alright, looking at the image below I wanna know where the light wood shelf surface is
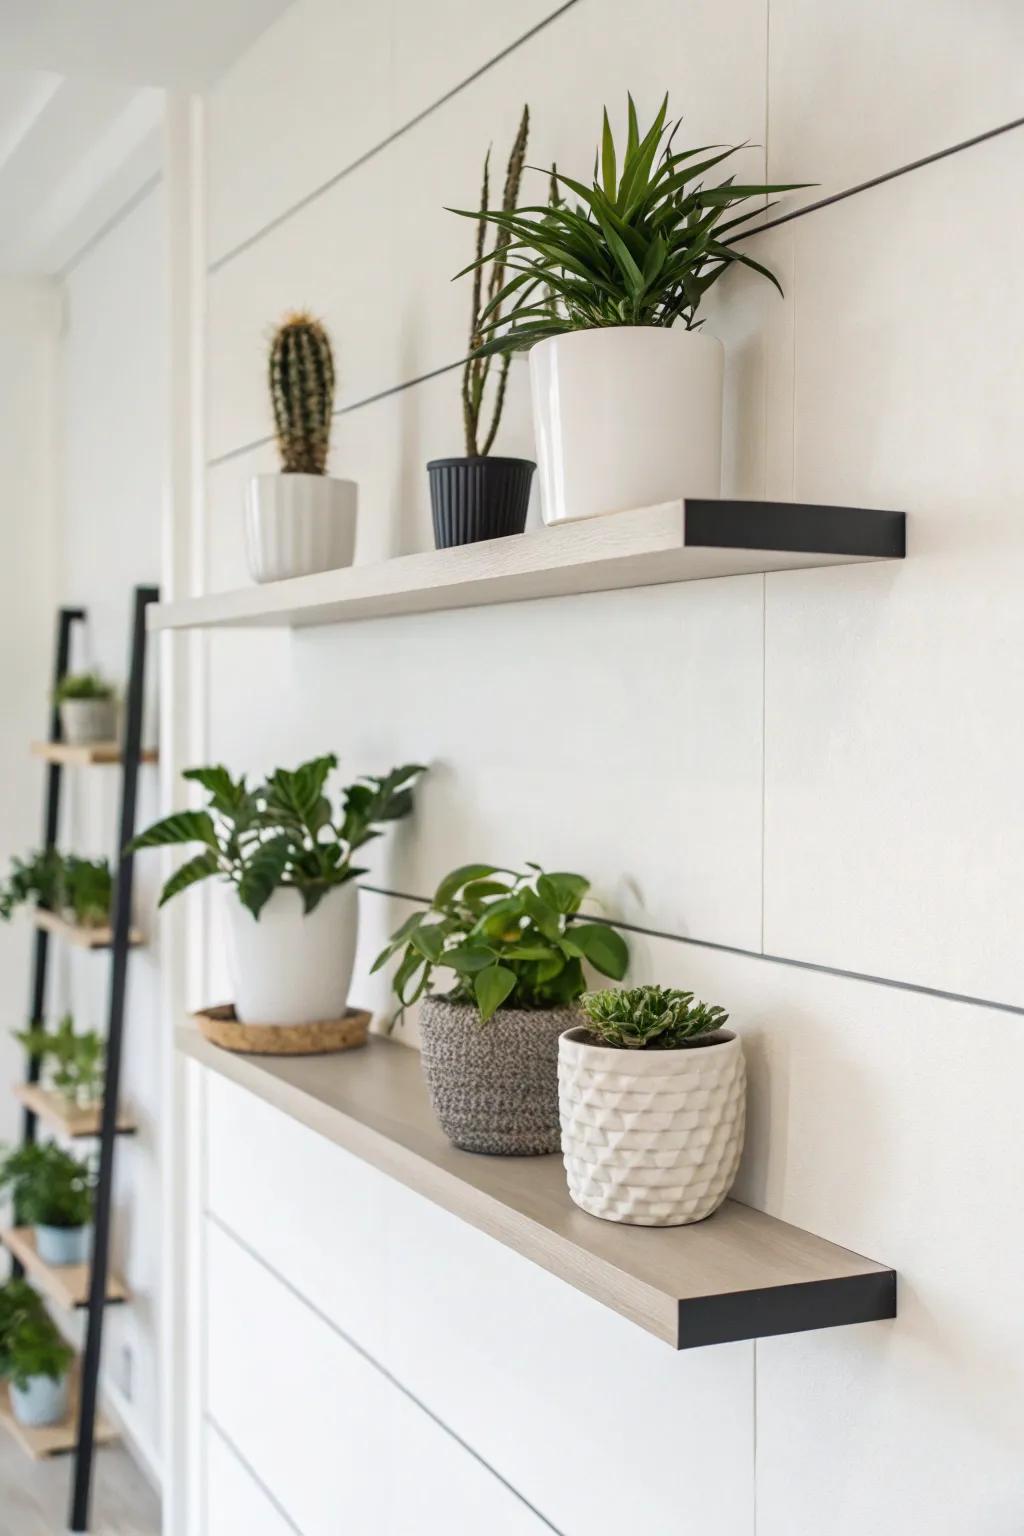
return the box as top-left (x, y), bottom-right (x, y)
top-left (0, 1228), bottom-right (127, 1311)
top-left (149, 499), bottom-right (906, 634)
top-left (30, 741), bottom-right (158, 766)
top-left (0, 1364), bottom-right (116, 1460)
top-left (179, 1025), bottom-right (896, 1349)
top-left (11, 1083), bottom-right (136, 1139)
top-left (31, 909), bottom-right (143, 950)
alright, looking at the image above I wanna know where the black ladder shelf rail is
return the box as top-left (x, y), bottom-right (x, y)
top-left (68, 585), bottom-right (159, 1534)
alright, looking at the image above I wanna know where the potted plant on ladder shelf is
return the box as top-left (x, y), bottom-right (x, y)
top-left (0, 1141), bottom-right (95, 1264)
top-left (427, 105), bottom-right (537, 547)
top-left (0, 1280), bottom-right (73, 1428)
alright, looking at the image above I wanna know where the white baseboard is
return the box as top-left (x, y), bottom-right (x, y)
top-left (102, 1374), bottom-right (163, 1495)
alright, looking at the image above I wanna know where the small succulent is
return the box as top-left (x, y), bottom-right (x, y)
top-left (580, 984), bottom-right (728, 1049)
top-left (53, 672), bottom-right (113, 704)
top-left (269, 311), bottom-right (335, 474)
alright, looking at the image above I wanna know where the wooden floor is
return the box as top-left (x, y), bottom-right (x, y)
top-left (0, 1432), bottom-right (159, 1536)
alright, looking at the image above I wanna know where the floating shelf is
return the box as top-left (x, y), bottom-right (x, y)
top-left (0, 1227), bottom-right (126, 1311)
top-left (31, 909), bottom-right (143, 950)
top-left (179, 1025), bottom-right (896, 1350)
top-left (148, 499), bottom-right (906, 634)
top-left (0, 1363), bottom-right (117, 1460)
top-left (31, 740), bottom-right (158, 767)
top-left (12, 1083), bottom-right (136, 1140)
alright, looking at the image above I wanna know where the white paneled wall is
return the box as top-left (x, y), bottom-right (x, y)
top-left (189, 2), bottom-right (1024, 1531)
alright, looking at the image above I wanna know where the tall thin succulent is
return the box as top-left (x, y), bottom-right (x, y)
top-left (461, 106), bottom-right (529, 458)
top-left (269, 312), bottom-right (335, 474)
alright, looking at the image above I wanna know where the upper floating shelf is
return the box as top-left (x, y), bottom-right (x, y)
top-left (179, 1024), bottom-right (896, 1350)
top-left (148, 499), bottom-right (906, 634)
top-left (31, 909), bottom-right (144, 950)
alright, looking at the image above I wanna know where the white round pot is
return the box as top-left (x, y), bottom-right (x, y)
top-left (558, 1026), bottom-right (745, 1226)
top-left (528, 326), bottom-right (723, 524)
top-left (59, 697), bottom-right (116, 744)
top-left (245, 473), bottom-right (357, 583)
top-left (11, 1370), bottom-right (69, 1428)
top-left (224, 882), bottom-right (358, 1026)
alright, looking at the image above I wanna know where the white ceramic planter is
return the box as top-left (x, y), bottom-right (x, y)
top-left (528, 326), bottom-right (723, 524)
top-left (59, 697), bottom-right (116, 744)
top-left (224, 882), bottom-right (358, 1026)
top-left (558, 1026), bottom-right (745, 1226)
top-left (245, 473), bottom-right (357, 583)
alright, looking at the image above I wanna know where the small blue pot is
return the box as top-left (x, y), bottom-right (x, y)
top-left (11, 1370), bottom-right (69, 1427)
top-left (35, 1224), bottom-right (90, 1266)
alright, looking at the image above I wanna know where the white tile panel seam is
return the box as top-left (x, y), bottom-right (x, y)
top-left (207, 1421), bottom-right (304, 1536)
top-left (359, 884), bottom-right (1024, 1022)
top-left (205, 1212), bottom-right (568, 1536)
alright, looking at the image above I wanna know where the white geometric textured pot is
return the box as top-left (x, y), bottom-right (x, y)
top-left (223, 882), bottom-right (358, 1026)
top-left (558, 1026), bottom-right (745, 1226)
top-left (528, 326), bottom-right (724, 524)
top-left (59, 698), bottom-right (116, 745)
top-left (245, 473), bottom-right (357, 583)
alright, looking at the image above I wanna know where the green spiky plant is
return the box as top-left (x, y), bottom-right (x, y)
top-left (15, 1016), bottom-right (104, 1106)
top-left (53, 671), bottom-right (113, 705)
top-left (269, 312), bottom-right (336, 474)
top-left (0, 1142), bottom-right (94, 1229)
top-left (374, 862), bottom-right (629, 1025)
top-left (0, 1281), bottom-right (72, 1391)
top-left (452, 93), bottom-right (809, 355)
top-left (579, 984), bottom-right (728, 1049)
top-left (128, 755), bottom-right (425, 918)
top-left (461, 105), bottom-right (530, 457)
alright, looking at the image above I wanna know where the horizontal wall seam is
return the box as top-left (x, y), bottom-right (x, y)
top-left (207, 0), bottom-right (582, 275)
top-left (206, 1421), bottom-right (304, 1535)
top-left (57, 170), bottom-right (163, 280)
top-left (359, 883), bottom-right (1024, 1020)
top-left (206, 111), bottom-right (1024, 469)
top-left (205, 1213), bottom-right (568, 1536)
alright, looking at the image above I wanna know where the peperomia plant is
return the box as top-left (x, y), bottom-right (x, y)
top-left (15, 1016), bottom-right (104, 1106)
top-left (0, 1280), bottom-right (73, 1390)
top-left (579, 984), bottom-right (728, 1049)
top-left (0, 850), bottom-right (113, 928)
top-left (129, 754), bottom-right (425, 918)
top-left (374, 862), bottom-right (629, 1023)
top-left (0, 1142), bottom-right (94, 1229)
top-left (454, 93), bottom-right (808, 355)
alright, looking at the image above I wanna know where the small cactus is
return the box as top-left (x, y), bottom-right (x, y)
top-left (269, 311), bottom-right (335, 474)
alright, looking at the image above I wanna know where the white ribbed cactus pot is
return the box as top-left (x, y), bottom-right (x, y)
top-left (558, 1027), bottom-right (745, 1226)
top-left (245, 473), bottom-right (357, 583)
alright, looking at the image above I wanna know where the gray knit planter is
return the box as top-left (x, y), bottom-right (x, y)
top-left (419, 997), bottom-right (579, 1156)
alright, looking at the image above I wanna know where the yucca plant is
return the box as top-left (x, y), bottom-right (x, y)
top-left (453, 94), bottom-right (808, 355)
top-left (579, 984), bottom-right (728, 1049)
top-left (269, 312), bottom-right (335, 474)
top-left (461, 105), bottom-right (530, 456)
top-left (128, 755), bottom-right (425, 918)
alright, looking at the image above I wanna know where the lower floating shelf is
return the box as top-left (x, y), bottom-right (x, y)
top-left (12, 1083), bottom-right (137, 1139)
top-left (0, 1364), bottom-right (117, 1460)
top-left (1, 1228), bottom-right (127, 1311)
top-left (31, 908), bottom-right (143, 949)
top-left (178, 1025), bottom-right (896, 1350)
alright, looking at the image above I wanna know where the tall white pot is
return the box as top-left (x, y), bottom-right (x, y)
top-left (558, 1026), bottom-right (745, 1226)
top-left (224, 883), bottom-right (358, 1026)
top-left (528, 326), bottom-right (723, 524)
top-left (245, 473), bottom-right (357, 583)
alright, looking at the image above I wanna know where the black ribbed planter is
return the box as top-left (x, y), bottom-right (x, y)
top-left (427, 456), bottom-right (535, 549)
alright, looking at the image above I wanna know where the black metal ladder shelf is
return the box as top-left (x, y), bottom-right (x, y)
top-left (3, 589), bottom-right (158, 1531)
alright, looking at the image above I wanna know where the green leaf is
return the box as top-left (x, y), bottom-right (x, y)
top-left (521, 887), bottom-right (561, 940)
top-left (600, 107), bottom-right (617, 200)
top-left (410, 924), bottom-right (447, 962)
top-left (393, 948), bottom-right (429, 1006)
top-left (537, 872), bottom-right (589, 914)
top-left (569, 922), bottom-right (629, 979)
top-left (236, 836), bottom-right (293, 919)
top-left (441, 942), bottom-right (496, 974)
top-left (264, 755), bottom-right (338, 829)
top-left (158, 850), bottom-right (220, 907)
top-left (433, 863), bottom-right (503, 906)
top-left (182, 765), bottom-right (248, 812)
top-left (461, 879), bottom-right (512, 907)
top-left (127, 810), bottom-right (218, 853)
top-left (474, 964), bottom-right (517, 1022)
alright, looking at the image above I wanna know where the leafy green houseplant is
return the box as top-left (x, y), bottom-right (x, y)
top-left (0, 1279), bottom-right (73, 1426)
top-left (559, 983), bottom-right (745, 1227)
top-left (427, 106), bottom-right (536, 549)
top-left (0, 850), bottom-right (113, 929)
top-left (16, 1016), bottom-right (104, 1107)
top-left (131, 755), bottom-right (425, 1029)
top-left (246, 312), bottom-right (358, 583)
top-left (54, 671), bottom-right (116, 745)
top-left (374, 862), bottom-right (628, 1156)
top-left (452, 93), bottom-right (809, 525)
top-left (0, 1142), bottom-right (94, 1264)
